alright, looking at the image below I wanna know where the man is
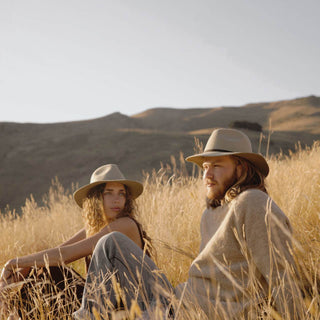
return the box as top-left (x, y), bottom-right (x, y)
top-left (74, 128), bottom-right (302, 319)
top-left (180, 128), bottom-right (302, 318)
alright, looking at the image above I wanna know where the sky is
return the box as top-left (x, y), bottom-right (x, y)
top-left (1, 0), bottom-right (319, 123)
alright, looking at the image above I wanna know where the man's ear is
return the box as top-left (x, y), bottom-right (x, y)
top-left (236, 162), bottom-right (243, 179)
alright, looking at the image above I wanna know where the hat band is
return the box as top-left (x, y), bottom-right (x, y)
top-left (205, 149), bottom-right (232, 153)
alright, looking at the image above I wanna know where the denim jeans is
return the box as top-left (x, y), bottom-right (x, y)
top-left (73, 232), bottom-right (174, 319)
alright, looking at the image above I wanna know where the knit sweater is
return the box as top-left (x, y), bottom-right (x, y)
top-left (177, 189), bottom-right (301, 319)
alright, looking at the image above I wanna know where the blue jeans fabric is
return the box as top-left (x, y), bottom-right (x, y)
top-left (73, 232), bottom-right (173, 319)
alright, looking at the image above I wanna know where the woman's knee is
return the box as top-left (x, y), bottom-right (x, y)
top-left (94, 231), bottom-right (130, 256)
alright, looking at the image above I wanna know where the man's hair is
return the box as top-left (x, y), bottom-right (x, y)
top-left (207, 155), bottom-right (267, 208)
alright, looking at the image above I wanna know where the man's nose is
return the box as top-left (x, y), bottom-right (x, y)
top-left (204, 167), bottom-right (213, 179)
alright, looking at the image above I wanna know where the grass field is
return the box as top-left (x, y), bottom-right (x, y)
top-left (0, 142), bottom-right (319, 319)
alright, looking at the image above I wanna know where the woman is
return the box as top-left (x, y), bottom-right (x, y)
top-left (0, 164), bottom-right (150, 317)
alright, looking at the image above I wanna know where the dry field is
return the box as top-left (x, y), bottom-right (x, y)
top-left (0, 142), bottom-right (319, 319)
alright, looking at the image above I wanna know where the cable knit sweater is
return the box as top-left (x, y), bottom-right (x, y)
top-left (177, 189), bottom-right (301, 319)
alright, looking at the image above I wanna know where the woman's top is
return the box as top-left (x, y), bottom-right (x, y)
top-left (85, 217), bottom-right (149, 271)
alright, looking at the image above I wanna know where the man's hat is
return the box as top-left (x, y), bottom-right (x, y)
top-left (186, 128), bottom-right (269, 177)
top-left (73, 164), bottom-right (143, 208)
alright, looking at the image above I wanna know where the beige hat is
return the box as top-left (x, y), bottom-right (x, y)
top-left (186, 128), bottom-right (269, 177)
top-left (73, 164), bottom-right (143, 208)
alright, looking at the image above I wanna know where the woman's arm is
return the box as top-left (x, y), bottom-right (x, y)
top-left (1, 217), bottom-right (141, 283)
top-left (58, 228), bottom-right (87, 247)
top-left (0, 228), bottom-right (87, 288)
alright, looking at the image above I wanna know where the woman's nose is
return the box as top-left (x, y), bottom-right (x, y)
top-left (113, 195), bottom-right (120, 203)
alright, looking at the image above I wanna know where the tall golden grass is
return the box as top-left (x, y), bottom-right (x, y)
top-left (0, 142), bottom-right (319, 319)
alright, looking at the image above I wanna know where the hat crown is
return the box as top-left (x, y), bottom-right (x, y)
top-left (186, 128), bottom-right (269, 177)
top-left (90, 164), bottom-right (125, 183)
top-left (73, 164), bottom-right (143, 208)
top-left (204, 128), bottom-right (252, 153)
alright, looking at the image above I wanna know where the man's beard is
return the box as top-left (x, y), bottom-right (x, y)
top-left (206, 170), bottom-right (238, 208)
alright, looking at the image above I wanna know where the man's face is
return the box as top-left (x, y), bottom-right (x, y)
top-left (202, 156), bottom-right (239, 201)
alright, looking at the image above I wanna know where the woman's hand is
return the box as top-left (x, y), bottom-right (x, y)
top-left (0, 259), bottom-right (17, 287)
top-left (0, 260), bottom-right (28, 317)
top-left (0, 262), bottom-right (14, 316)
top-left (0, 262), bottom-right (30, 291)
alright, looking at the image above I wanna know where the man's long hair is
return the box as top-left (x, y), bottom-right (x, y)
top-left (207, 155), bottom-right (267, 208)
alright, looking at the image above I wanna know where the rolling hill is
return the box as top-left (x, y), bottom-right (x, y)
top-left (1, 95), bottom-right (319, 212)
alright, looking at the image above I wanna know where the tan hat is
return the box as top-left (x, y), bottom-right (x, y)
top-left (73, 164), bottom-right (143, 208)
top-left (186, 128), bottom-right (269, 177)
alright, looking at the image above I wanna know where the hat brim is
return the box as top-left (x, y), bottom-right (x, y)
top-left (186, 151), bottom-right (269, 177)
top-left (73, 179), bottom-right (143, 208)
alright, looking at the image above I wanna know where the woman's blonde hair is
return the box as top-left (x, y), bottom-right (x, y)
top-left (82, 183), bottom-right (152, 256)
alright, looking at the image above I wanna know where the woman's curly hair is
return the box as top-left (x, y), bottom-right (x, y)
top-left (82, 183), bottom-right (152, 256)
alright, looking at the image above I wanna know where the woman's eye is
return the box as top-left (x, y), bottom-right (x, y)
top-left (119, 193), bottom-right (126, 197)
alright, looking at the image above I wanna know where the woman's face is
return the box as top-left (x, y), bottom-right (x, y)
top-left (102, 182), bottom-right (126, 220)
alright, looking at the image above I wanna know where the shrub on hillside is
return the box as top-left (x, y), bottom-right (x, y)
top-left (229, 120), bottom-right (262, 132)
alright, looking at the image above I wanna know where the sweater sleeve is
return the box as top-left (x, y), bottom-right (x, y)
top-left (233, 189), bottom-right (302, 318)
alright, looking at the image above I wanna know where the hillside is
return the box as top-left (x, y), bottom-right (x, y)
top-left (0, 95), bottom-right (319, 212)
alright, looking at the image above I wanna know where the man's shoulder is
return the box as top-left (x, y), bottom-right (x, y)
top-left (231, 189), bottom-right (270, 214)
top-left (233, 189), bottom-right (289, 223)
top-left (236, 188), bottom-right (269, 204)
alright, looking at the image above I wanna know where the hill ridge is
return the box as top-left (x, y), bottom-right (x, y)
top-left (1, 95), bottom-right (319, 212)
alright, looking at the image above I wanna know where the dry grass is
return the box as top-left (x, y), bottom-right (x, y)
top-left (267, 142), bottom-right (320, 264)
top-left (0, 143), bottom-right (320, 319)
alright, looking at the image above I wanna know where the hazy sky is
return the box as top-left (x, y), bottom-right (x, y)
top-left (1, 0), bottom-right (319, 123)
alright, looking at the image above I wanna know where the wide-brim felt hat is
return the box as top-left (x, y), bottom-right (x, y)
top-left (73, 164), bottom-right (143, 208)
top-left (186, 128), bottom-right (269, 177)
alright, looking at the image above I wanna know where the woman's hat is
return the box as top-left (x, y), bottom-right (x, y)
top-left (73, 164), bottom-right (143, 208)
top-left (186, 128), bottom-right (269, 177)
